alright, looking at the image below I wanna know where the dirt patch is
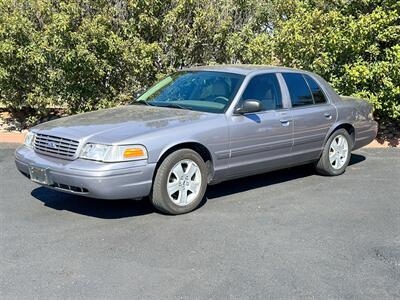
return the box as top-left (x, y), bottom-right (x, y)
top-left (367, 138), bottom-right (399, 148)
top-left (376, 119), bottom-right (400, 147)
top-left (0, 131), bottom-right (26, 144)
top-left (375, 246), bottom-right (400, 268)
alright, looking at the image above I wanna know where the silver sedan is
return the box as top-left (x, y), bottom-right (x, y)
top-left (15, 65), bottom-right (378, 214)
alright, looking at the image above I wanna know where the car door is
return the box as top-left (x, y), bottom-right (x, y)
top-left (281, 72), bottom-right (337, 163)
top-left (226, 73), bottom-right (293, 178)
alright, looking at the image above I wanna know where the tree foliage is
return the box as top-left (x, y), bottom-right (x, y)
top-left (272, 0), bottom-right (400, 120)
top-left (0, 0), bottom-right (399, 125)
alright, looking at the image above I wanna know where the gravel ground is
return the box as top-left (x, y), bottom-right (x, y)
top-left (1, 144), bottom-right (399, 299)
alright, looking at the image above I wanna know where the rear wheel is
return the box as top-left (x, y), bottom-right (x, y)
top-left (150, 149), bottom-right (208, 214)
top-left (316, 129), bottom-right (352, 176)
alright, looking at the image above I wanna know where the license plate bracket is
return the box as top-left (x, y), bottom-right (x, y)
top-left (29, 165), bottom-right (50, 185)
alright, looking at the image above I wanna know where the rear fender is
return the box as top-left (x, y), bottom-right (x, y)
top-left (323, 122), bottom-right (356, 149)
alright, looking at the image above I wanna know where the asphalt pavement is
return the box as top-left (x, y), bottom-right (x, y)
top-left (1, 144), bottom-right (399, 299)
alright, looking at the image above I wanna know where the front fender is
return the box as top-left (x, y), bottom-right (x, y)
top-left (156, 139), bottom-right (217, 163)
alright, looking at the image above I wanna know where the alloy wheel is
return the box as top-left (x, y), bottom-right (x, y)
top-left (329, 134), bottom-right (349, 169)
top-left (167, 159), bottom-right (202, 206)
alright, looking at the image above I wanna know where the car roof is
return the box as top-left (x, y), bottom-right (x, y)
top-left (181, 64), bottom-right (307, 75)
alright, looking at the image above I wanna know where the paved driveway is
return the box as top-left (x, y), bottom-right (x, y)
top-left (1, 144), bottom-right (399, 299)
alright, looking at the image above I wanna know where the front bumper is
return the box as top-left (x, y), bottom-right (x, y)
top-left (15, 145), bottom-right (156, 200)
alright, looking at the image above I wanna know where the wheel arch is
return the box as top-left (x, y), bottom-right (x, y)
top-left (324, 123), bottom-right (355, 148)
top-left (154, 141), bottom-right (215, 183)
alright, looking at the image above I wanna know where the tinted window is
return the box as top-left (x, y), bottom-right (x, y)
top-left (304, 75), bottom-right (327, 104)
top-left (241, 74), bottom-right (282, 110)
top-left (283, 73), bottom-right (313, 107)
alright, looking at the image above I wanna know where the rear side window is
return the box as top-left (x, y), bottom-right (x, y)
top-left (241, 73), bottom-right (283, 111)
top-left (282, 73), bottom-right (313, 107)
top-left (304, 75), bottom-right (327, 104)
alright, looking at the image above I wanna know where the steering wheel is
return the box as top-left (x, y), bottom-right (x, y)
top-left (214, 96), bottom-right (229, 105)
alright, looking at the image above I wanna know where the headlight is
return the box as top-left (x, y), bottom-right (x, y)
top-left (80, 143), bottom-right (148, 162)
top-left (24, 131), bottom-right (36, 148)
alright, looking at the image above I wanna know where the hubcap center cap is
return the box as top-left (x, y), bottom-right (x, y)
top-left (179, 176), bottom-right (190, 188)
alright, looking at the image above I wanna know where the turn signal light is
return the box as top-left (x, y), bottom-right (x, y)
top-left (123, 148), bottom-right (145, 158)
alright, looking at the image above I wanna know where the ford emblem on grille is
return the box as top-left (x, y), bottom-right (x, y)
top-left (47, 141), bottom-right (58, 149)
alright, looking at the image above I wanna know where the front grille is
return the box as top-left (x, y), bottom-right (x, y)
top-left (34, 133), bottom-right (79, 160)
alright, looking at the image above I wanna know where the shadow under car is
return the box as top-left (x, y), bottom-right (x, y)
top-left (31, 153), bottom-right (366, 218)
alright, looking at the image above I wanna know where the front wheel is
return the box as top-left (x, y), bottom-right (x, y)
top-left (150, 149), bottom-right (208, 215)
top-left (316, 129), bottom-right (352, 176)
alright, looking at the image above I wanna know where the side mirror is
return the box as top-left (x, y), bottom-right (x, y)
top-left (234, 99), bottom-right (263, 114)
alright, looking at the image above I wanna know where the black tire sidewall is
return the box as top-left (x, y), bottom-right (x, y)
top-left (152, 149), bottom-right (208, 214)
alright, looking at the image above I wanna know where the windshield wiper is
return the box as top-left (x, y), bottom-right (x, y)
top-left (157, 103), bottom-right (192, 110)
top-left (133, 100), bottom-right (192, 111)
top-left (134, 99), bottom-right (154, 106)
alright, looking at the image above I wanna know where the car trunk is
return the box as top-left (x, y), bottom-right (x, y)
top-left (340, 96), bottom-right (374, 119)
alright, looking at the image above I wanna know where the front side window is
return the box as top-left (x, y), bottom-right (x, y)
top-left (282, 73), bottom-right (314, 107)
top-left (136, 71), bottom-right (245, 113)
top-left (241, 74), bottom-right (283, 111)
top-left (304, 74), bottom-right (327, 104)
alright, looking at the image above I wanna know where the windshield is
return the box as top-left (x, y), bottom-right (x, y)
top-left (136, 71), bottom-right (245, 113)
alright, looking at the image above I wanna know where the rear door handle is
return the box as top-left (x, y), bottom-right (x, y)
top-left (280, 119), bottom-right (292, 126)
top-left (324, 112), bottom-right (332, 119)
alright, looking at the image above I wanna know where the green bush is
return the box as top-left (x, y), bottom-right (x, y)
top-left (0, 0), bottom-right (163, 125)
top-left (271, 0), bottom-right (400, 121)
top-left (0, 0), bottom-right (399, 126)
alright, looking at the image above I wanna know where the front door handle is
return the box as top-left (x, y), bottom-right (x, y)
top-left (324, 112), bottom-right (332, 119)
top-left (280, 119), bottom-right (292, 126)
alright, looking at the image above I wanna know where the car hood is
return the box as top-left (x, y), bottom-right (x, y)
top-left (32, 105), bottom-right (216, 143)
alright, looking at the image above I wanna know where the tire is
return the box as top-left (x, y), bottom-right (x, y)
top-left (315, 129), bottom-right (352, 176)
top-left (150, 149), bottom-right (208, 215)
